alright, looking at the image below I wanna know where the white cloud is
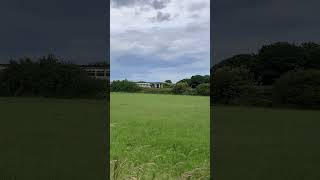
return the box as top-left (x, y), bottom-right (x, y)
top-left (111, 0), bottom-right (210, 82)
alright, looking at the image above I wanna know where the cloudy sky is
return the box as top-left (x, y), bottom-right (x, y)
top-left (111, 0), bottom-right (210, 82)
top-left (3, 0), bottom-right (319, 79)
top-left (0, 0), bottom-right (107, 64)
top-left (214, 0), bottom-right (320, 64)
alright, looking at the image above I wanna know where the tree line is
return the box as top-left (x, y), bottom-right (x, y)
top-left (211, 42), bottom-right (320, 109)
top-left (111, 75), bottom-right (210, 96)
top-left (0, 54), bottom-right (108, 98)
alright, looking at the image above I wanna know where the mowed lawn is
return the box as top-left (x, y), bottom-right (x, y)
top-left (0, 98), bottom-right (107, 179)
top-left (214, 106), bottom-right (320, 180)
top-left (110, 93), bottom-right (210, 179)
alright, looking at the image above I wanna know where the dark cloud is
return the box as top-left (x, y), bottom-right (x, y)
top-left (150, 12), bottom-right (171, 22)
top-left (111, 0), bottom-right (170, 10)
top-left (111, 0), bottom-right (136, 7)
top-left (151, 0), bottom-right (170, 9)
top-left (187, 2), bottom-right (208, 12)
top-left (213, 0), bottom-right (320, 65)
top-left (0, 0), bottom-right (107, 64)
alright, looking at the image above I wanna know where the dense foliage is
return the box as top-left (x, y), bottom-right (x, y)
top-left (110, 75), bottom-right (210, 96)
top-left (211, 66), bottom-right (255, 104)
top-left (195, 83), bottom-right (210, 96)
top-left (273, 69), bottom-right (320, 109)
top-left (212, 42), bottom-right (320, 109)
top-left (172, 82), bottom-right (189, 94)
top-left (110, 80), bottom-right (141, 92)
top-left (140, 87), bottom-right (172, 94)
top-left (213, 42), bottom-right (320, 85)
top-left (0, 55), bottom-right (107, 98)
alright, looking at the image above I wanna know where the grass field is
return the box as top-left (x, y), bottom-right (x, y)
top-left (110, 93), bottom-right (210, 179)
top-left (3, 94), bottom-right (319, 180)
top-left (0, 97), bottom-right (107, 179)
top-left (214, 106), bottom-right (320, 180)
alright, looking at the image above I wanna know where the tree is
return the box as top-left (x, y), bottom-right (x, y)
top-left (212, 54), bottom-right (258, 72)
top-left (0, 54), bottom-right (107, 98)
top-left (256, 42), bottom-right (307, 85)
top-left (301, 42), bottom-right (320, 69)
top-left (273, 69), bottom-right (320, 109)
top-left (195, 83), bottom-right (210, 96)
top-left (164, 80), bottom-right (172, 84)
top-left (88, 61), bottom-right (109, 67)
top-left (213, 42), bottom-right (320, 85)
top-left (172, 82), bottom-right (188, 94)
top-left (176, 78), bottom-right (191, 86)
top-left (110, 80), bottom-right (141, 92)
top-left (190, 75), bottom-right (210, 88)
top-left (212, 66), bottom-right (256, 104)
top-left (301, 42), bottom-right (320, 50)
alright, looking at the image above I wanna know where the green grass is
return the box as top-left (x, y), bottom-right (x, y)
top-left (0, 97), bottom-right (107, 179)
top-left (5, 94), bottom-right (317, 179)
top-left (214, 106), bottom-right (320, 180)
top-left (110, 93), bottom-right (210, 179)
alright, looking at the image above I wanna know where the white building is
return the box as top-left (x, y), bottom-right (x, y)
top-left (135, 82), bottom-right (163, 89)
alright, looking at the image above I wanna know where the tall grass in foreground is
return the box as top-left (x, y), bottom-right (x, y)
top-left (110, 93), bottom-right (210, 179)
top-left (0, 98), bottom-right (107, 179)
top-left (214, 106), bottom-right (320, 180)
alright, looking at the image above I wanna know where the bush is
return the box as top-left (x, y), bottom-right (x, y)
top-left (183, 87), bottom-right (197, 96)
top-left (0, 73), bottom-right (10, 96)
top-left (140, 88), bottom-right (172, 94)
top-left (231, 85), bottom-right (273, 107)
top-left (273, 69), bottom-right (320, 109)
top-left (162, 83), bottom-right (174, 88)
top-left (110, 80), bottom-right (141, 92)
top-left (195, 83), bottom-right (210, 96)
top-left (189, 75), bottom-right (210, 88)
top-left (0, 55), bottom-right (107, 98)
top-left (172, 82), bottom-right (189, 94)
top-left (211, 66), bottom-right (256, 104)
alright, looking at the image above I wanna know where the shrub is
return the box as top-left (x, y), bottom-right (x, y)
top-left (0, 55), bottom-right (107, 98)
top-left (140, 88), bottom-right (172, 94)
top-left (231, 85), bottom-right (273, 107)
top-left (111, 80), bottom-right (141, 92)
top-left (273, 69), bottom-right (320, 109)
top-left (172, 82), bottom-right (189, 94)
top-left (189, 75), bottom-right (210, 88)
top-left (183, 87), bottom-right (197, 96)
top-left (162, 83), bottom-right (174, 88)
top-left (195, 83), bottom-right (210, 96)
top-left (0, 72), bottom-right (10, 96)
top-left (211, 66), bottom-right (256, 104)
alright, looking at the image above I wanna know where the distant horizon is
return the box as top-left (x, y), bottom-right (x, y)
top-left (110, 73), bottom-right (210, 84)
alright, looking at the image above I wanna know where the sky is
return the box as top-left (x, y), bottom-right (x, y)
top-left (110, 0), bottom-right (210, 82)
top-left (2, 0), bottom-right (319, 80)
top-left (0, 0), bottom-right (107, 64)
top-left (213, 0), bottom-right (320, 64)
